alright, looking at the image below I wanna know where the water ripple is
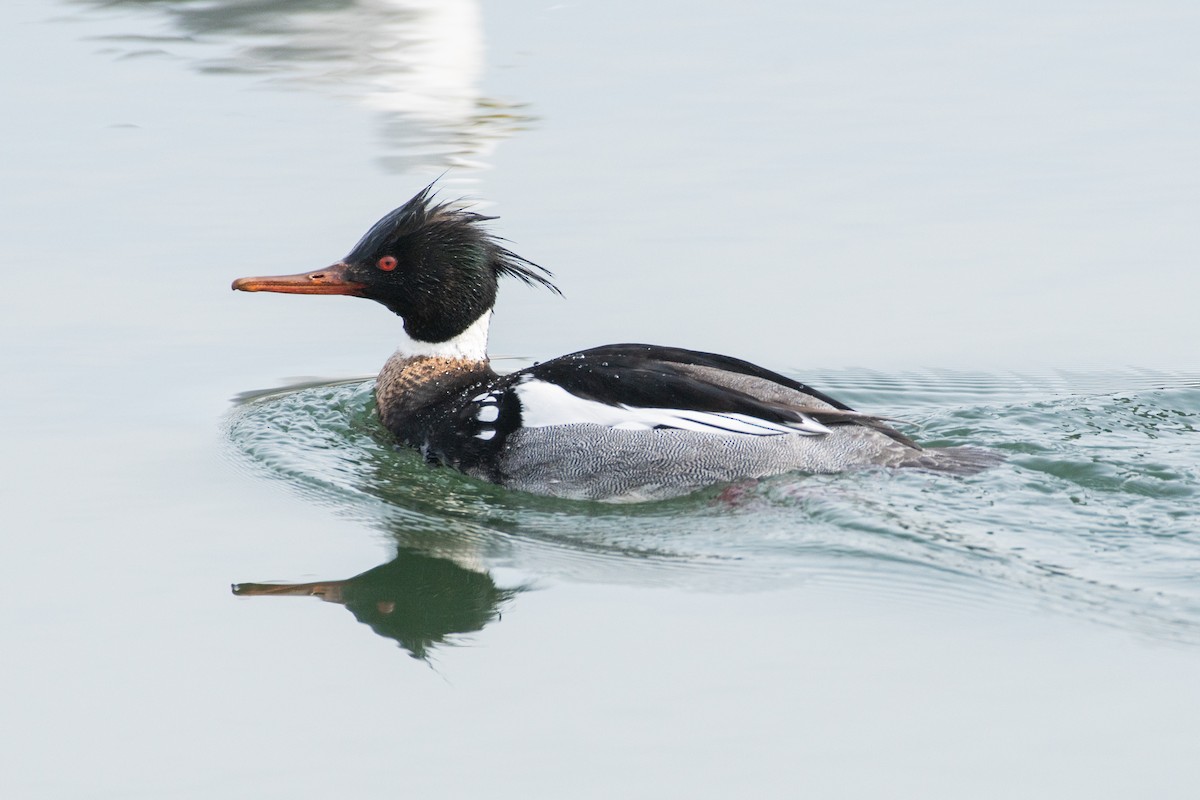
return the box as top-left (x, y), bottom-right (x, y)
top-left (225, 369), bottom-right (1200, 642)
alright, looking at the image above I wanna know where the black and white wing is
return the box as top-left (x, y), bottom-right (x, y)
top-left (500, 343), bottom-right (915, 445)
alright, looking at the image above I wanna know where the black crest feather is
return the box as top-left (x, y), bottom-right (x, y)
top-left (346, 183), bottom-right (561, 296)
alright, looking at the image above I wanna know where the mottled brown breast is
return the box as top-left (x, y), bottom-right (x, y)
top-left (375, 353), bottom-right (494, 436)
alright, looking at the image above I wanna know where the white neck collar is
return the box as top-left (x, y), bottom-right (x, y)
top-left (400, 310), bottom-right (492, 361)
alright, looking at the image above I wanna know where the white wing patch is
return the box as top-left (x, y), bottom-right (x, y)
top-left (471, 390), bottom-right (503, 441)
top-left (514, 379), bottom-right (831, 436)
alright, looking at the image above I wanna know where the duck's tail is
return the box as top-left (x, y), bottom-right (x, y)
top-left (902, 445), bottom-right (1006, 475)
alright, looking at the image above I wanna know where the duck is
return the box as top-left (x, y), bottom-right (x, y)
top-left (232, 185), bottom-right (996, 501)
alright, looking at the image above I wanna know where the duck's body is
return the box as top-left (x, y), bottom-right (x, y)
top-left (375, 343), bottom-right (990, 501)
top-left (234, 186), bottom-right (995, 502)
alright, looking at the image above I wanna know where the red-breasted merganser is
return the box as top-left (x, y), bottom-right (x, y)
top-left (233, 186), bottom-right (996, 501)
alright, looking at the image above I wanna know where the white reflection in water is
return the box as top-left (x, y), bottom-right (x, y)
top-left (71, 0), bottom-right (527, 172)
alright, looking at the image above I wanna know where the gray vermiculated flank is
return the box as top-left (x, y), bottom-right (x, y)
top-left (492, 423), bottom-right (997, 501)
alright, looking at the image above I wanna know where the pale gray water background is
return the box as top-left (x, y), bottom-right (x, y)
top-left (2, 0), bottom-right (1199, 797)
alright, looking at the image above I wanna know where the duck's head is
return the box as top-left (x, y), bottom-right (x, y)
top-left (232, 185), bottom-right (559, 347)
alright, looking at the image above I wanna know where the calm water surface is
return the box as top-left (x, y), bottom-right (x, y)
top-left (3, 1), bottom-right (1199, 797)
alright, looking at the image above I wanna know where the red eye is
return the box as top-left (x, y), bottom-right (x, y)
top-left (377, 256), bottom-right (397, 271)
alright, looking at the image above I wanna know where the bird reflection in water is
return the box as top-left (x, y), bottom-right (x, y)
top-left (233, 546), bottom-right (523, 660)
top-left (70, 0), bottom-right (530, 172)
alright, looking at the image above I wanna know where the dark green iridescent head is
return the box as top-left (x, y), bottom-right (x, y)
top-left (232, 184), bottom-right (559, 344)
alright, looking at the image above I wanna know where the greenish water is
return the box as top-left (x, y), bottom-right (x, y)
top-left (227, 369), bottom-right (1200, 650)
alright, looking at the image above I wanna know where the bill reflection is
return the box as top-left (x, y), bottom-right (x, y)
top-left (234, 544), bottom-right (523, 660)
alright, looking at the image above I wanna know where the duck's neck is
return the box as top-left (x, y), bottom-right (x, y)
top-left (376, 311), bottom-right (495, 436)
top-left (402, 310), bottom-right (492, 361)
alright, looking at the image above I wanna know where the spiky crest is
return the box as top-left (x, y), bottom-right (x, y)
top-left (346, 183), bottom-right (561, 295)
